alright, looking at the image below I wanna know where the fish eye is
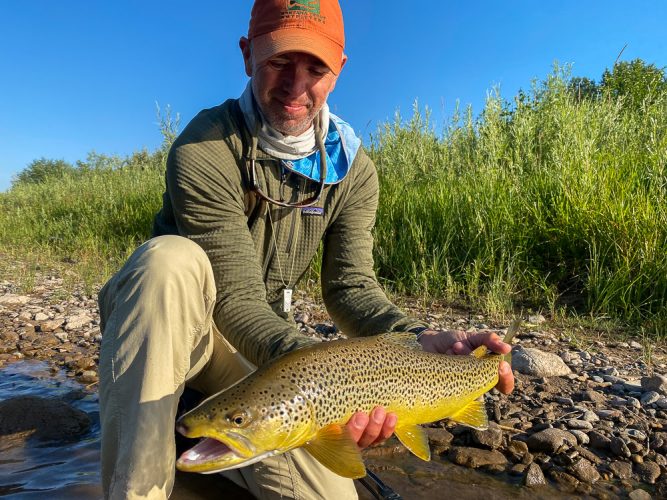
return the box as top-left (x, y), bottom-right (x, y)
top-left (229, 411), bottom-right (248, 427)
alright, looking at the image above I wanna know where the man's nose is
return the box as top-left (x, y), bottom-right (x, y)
top-left (280, 65), bottom-right (309, 97)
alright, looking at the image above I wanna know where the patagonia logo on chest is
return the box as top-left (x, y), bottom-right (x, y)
top-left (301, 207), bottom-right (324, 216)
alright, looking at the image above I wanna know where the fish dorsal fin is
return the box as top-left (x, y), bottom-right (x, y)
top-left (303, 424), bottom-right (366, 479)
top-left (378, 332), bottom-right (422, 350)
top-left (450, 398), bottom-right (489, 430)
top-left (394, 423), bottom-right (431, 461)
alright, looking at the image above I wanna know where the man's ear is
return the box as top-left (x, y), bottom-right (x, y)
top-left (239, 37), bottom-right (253, 77)
top-left (329, 53), bottom-right (348, 92)
top-left (339, 53), bottom-right (348, 72)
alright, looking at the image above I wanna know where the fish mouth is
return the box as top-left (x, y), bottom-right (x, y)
top-left (176, 437), bottom-right (241, 473)
top-left (176, 428), bottom-right (274, 474)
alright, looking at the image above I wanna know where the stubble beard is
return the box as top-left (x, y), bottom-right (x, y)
top-left (263, 103), bottom-right (318, 137)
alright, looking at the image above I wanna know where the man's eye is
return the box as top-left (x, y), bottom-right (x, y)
top-left (309, 67), bottom-right (329, 77)
top-left (268, 60), bottom-right (289, 70)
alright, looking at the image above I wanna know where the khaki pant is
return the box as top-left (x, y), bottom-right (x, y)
top-left (98, 235), bottom-right (358, 500)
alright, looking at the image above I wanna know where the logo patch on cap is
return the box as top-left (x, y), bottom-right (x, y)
top-left (283, 0), bottom-right (325, 23)
top-left (288, 0), bottom-right (320, 15)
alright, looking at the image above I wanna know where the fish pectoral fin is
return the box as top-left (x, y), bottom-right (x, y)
top-left (303, 424), bottom-right (366, 479)
top-left (394, 423), bottom-right (430, 461)
top-left (450, 398), bottom-right (489, 430)
top-left (471, 345), bottom-right (488, 358)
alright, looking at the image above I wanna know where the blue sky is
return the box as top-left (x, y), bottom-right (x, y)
top-left (1, 1), bottom-right (666, 192)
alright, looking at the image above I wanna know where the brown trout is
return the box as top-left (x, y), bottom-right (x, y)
top-left (176, 325), bottom-right (516, 479)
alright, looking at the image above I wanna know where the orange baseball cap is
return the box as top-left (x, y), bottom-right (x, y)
top-left (248, 0), bottom-right (345, 74)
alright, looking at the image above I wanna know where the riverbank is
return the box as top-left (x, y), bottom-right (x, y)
top-left (1, 268), bottom-right (666, 499)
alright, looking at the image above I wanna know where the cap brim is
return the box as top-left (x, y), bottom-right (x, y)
top-left (251, 28), bottom-right (343, 75)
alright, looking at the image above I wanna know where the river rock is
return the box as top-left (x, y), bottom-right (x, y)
top-left (549, 469), bottom-right (579, 492)
top-left (611, 436), bottom-right (632, 458)
top-left (642, 374), bottom-right (667, 395)
top-left (567, 419), bottom-right (593, 430)
top-left (507, 439), bottom-right (529, 461)
top-left (448, 447), bottom-right (508, 469)
top-left (524, 463), bottom-right (546, 487)
top-left (512, 346), bottom-right (572, 377)
top-left (426, 427), bottom-right (453, 453)
top-left (609, 460), bottom-right (633, 479)
top-left (628, 490), bottom-right (652, 500)
top-left (34, 312), bottom-right (49, 321)
top-left (634, 461), bottom-right (661, 484)
top-left (0, 396), bottom-right (91, 441)
top-left (641, 391), bottom-right (661, 405)
top-left (40, 318), bottom-right (64, 332)
top-left (569, 458), bottom-right (600, 483)
top-left (64, 314), bottom-right (93, 331)
top-left (470, 425), bottom-right (503, 449)
top-left (0, 294), bottom-right (31, 305)
top-left (570, 430), bottom-right (590, 445)
top-left (527, 428), bottom-right (577, 454)
top-left (528, 314), bottom-right (546, 325)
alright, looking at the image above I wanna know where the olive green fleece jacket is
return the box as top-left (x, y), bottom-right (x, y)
top-left (153, 99), bottom-right (425, 367)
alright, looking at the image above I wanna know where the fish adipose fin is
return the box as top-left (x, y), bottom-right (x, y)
top-left (450, 398), bottom-right (489, 430)
top-left (379, 332), bottom-right (422, 350)
top-left (394, 423), bottom-right (431, 461)
top-left (304, 424), bottom-right (366, 478)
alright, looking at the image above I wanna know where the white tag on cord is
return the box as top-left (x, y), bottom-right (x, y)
top-left (282, 288), bottom-right (293, 313)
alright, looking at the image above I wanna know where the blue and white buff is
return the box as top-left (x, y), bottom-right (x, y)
top-left (239, 81), bottom-right (360, 184)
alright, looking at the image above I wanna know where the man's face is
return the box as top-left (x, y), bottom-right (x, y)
top-left (240, 39), bottom-right (345, 136)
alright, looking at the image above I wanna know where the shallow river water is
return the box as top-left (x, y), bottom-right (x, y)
top-left (0, 361), bottom-right (577, 499)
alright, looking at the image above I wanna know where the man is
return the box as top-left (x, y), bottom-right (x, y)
top-left (98, 0), bottom-right (514, 498)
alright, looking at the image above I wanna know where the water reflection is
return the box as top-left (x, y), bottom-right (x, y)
top-left (0, 361), bottom-right (101, 498)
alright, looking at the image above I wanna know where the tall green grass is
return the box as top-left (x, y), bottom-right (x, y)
top-left (1, 69), bottom-right (665, 335)
top-left (371, 69), bottom-right (667, 333)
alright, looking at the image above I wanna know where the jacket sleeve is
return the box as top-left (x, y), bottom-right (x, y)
top-left (320, 148), bottom-right (426, 337)
top-left (163, 116), bottom-right (318, 367)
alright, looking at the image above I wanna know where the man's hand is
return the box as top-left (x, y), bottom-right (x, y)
top-left (344, 328), bottom-right (515, 449)
top-left (346, 407), bottom-right (397, 449)
top-left (418, 329), bottom-right (514, 394)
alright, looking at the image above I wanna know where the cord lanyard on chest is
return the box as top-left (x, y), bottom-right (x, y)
top-left (249, 117), bottom-right (328, 313)
top-left (267, 202), bottom-right (301, 313)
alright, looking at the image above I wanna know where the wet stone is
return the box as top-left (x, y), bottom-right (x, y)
top-left (512, 346), bottom-right (572, 377)
top-left (549, 469), bottom-right (580, 492)
top-left (569, 458), bottom-right (600, 483)
top-left (570, 430), bottom-right (590, 445)
top-left (611, 436), bottom-right (632, 458)
top-left (0, 294), bottom-right (31, 305)
top-left (426, 427), bottom-right (453, 453)
top-left (628, 489), bottom-right (652, 500)
top-left (470, 425), bottom-right (503, 449)
top-left (0, 395), bottom-right (91, 442)
top-left (588, 431), bottom-right (611, 450)
top-left (65, 314), bottom-right (93, 331)
top-left (609, 460), bottom-right (633, 479)
top-left (641, 391), bottom-right (661, 405)
top-left (642, 374), bottom-right (667, 395)
top-left (40, 318), bottom-right (64, 332)
top-left (527, 428), bottom-right (577, 454)
top-left (447, 447), bottom-right (508, 469)
top-left (634, 461), bottom-right (661, 484)
top-left (507, 439), bottom-right (529, 461)
top-left (567, 419), bottom-right (593, 430)
top-left (580, 389), bottom-right (606, 404)
top-left (524, 463), bottom-right (546, 487)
